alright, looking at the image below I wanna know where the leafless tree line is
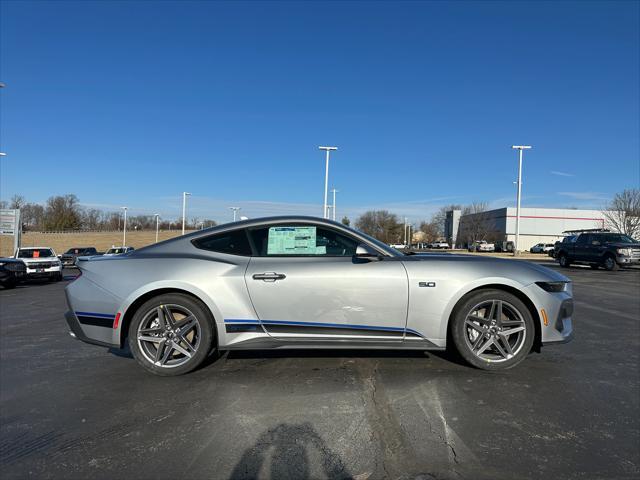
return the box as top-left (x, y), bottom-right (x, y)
top-left (0, 194), bottom-right (217, 232)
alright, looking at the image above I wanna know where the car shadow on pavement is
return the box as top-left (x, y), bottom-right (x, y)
top-left (229, 422), bottom-right (351, 480)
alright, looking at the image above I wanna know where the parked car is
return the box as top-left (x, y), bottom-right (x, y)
top-left (429, 242), bottom-right (450, 249)
top-left (495, 241), bottom-right (515, 253)
top-left (556, 231), bottom-right (640, 271)
top-left (530, 243), bottom-right (554, 254)
top-left (65, 216), bottom-right (573, 376)
top-left (469, 241), bottom-right (495, 252)
top-left (15, 247), bottom-right (63, 281)
top-left (0, 257), bottom-right (27, 289)
top-left (389, 243), bottom-right (407, 250)
top-left (103, 246), bottom-right (135, 256)
top-left (60, 247), bottom-right (100, 267)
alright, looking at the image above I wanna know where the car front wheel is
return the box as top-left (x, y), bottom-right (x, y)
top-left (558, 254), bottom-right (571, 268)
top-left (603, 255), bottom-right (619, 271)
top-left (129, 293), bottom-right (215, 376)
top-left (451, 289), bottom-right (535, 370)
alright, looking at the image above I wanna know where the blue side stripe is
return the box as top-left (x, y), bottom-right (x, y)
top-left (75, 311), bottom-right (116, 319)
top-left (223, 318), bottom-right (424, 338)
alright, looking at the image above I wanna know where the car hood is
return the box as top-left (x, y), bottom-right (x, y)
top-left (406, 253), bottom-right (569, 283)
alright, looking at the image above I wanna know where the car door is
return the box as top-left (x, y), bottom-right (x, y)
top-left (244, 223), bottom-right (409, 341)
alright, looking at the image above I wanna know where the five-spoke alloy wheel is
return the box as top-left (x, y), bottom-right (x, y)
top-left (451, 289), bottom-right (535, 370)
top-left (129, 293), bottom-right (214, 376)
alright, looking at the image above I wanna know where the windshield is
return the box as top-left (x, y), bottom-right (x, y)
top-left (107, 248), bottom-right (125, 254)
top-left (65, 248), bottom-right (89, 254)
top-left (18, 249), bottom-right (54, 258)
top-left (602, 234), bottom-right (636, 244)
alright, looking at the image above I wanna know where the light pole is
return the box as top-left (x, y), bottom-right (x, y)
top-left (318, 146), bottom-right (337, 219)
top-left (154, 214), bottom-right (160, 243)
top-left (511, 145), bottom-right (532, 255)
top-left (229, 207), bottom-right (241, 222)
top-left (182, 192), bottom-right (191, 235)
top-left (330, 189), bottom-right (338, 221)
top-left (120, 207), bottom-right (128, 246)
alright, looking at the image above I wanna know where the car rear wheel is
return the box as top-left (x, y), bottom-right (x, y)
top-left (603, 255), bottom-right (619, 271)
top-left (558, 253), bottom-right (571, 268)
top-left (129, 293), bottom-right (214, 376)
top-left (451, 290), bottom-right (535, 370)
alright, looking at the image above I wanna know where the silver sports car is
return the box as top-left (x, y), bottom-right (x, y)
top-left (64, 216), bottom-right (573, 376)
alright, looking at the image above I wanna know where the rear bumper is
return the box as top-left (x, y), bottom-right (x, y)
top-left (65, 310), bottom-right (119, 348)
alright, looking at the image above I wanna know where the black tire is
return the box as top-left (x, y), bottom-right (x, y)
top-left (1, 280), bottom-right (16, 289)
top-left (603, 255), bottom-right (619, 271)
top-left (558, 253), bottom-right (571, 268)
top-left (589, 264), bottom-right (599, 270)
top-left (450, 289), bottom-right (535, 371)
top-left (128, 293), bottom-right (215, 376)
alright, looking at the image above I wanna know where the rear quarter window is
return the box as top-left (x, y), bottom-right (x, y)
top-left (193, 229), bottom-right (252, 256)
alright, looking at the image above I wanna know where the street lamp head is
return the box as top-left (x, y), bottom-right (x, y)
top-left (120, 206), bottom-right (128, 210)
top-left (511, 145), bottom-right (532, 150)
top-left (0, 152), bottom-right (7, 157)
top-left (318, 146), bottom-right (338, 151)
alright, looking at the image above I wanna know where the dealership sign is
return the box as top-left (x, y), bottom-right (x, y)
top-left (0, 209), bottom-right (19, 236)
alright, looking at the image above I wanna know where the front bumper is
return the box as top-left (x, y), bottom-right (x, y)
top-left (25, 265), bottom-right (62, 277)
top-left (523, 283), bottom-right (574, 346)
top-left (617, 256), bottom-right (640, 266)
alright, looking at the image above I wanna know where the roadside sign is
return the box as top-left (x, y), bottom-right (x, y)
top-left (0, 209), bottom-right (21, 254)
top-left (0, 209), bottom-right (18, 235)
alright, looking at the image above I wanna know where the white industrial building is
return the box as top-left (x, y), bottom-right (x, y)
top-left (446, 207), bottom-right (609, 251)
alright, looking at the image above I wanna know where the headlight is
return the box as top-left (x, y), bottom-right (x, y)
top-left (536, 281), bottom-right (569, 293)
top-left (617, 248), bottom-right (631, 256)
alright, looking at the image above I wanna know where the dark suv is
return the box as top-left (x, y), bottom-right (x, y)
top-left (60, 247), bottom-right (99, 267)
top-left (556, 231), bottom-right (640, 271)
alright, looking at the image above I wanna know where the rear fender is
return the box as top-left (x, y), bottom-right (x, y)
top-left (113, 280), bottom-right (224, 347)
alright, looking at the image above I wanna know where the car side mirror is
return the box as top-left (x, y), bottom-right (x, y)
top-left (355, 243), bottom-right (380, 260)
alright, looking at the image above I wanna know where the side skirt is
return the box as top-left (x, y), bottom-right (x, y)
top-left (223, 336), bottom-right (444, 351)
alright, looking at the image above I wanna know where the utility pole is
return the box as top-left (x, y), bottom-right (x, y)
top-left (318, 146), bottom-right (337, 218)
top-left (330, 189), bottom-right (338, 221)
top-left (229, 207), bottom-right (241, 222)
top-left (121, 207), bottom-right (128, 246)
top-left (182, 192), bottom-right (191, 235)
top-left (154, 214), bottom-right (160, 243)
top-left (511, 145), bottom-right (532, 255)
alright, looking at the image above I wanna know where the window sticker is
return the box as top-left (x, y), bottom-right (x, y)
top-left (267, 226), bottom-right (319, 255)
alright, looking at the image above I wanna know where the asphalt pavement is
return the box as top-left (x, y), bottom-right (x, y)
top-left (0, 264), bottom-right (638, 480)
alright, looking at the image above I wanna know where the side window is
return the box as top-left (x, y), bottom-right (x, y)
top-left (249, 225), bottom-right (359, 257)
top-left (193, 229), bottom-right (252, 256)
top-left (576, 234), bottom-right (588, 245)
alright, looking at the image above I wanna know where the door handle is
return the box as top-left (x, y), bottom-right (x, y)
top-left (252, 272), bottom-right (286, 282)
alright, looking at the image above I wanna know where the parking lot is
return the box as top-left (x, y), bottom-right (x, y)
top-left (1, 264), bottom-right (638, 480)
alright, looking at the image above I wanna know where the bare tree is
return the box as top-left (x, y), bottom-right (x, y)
top-left (603, 188), bottom-right (640, 238)
top-left (418, 220), bottom-right (440, 243)
top-left (44, 194), bottom-right (82, 230)
top-left (9, 195), bottom-right (26, 209)
top-left (458, 202), bottom-right (491, 246)
top-left (430, 204), bottom-right (462, 237)
top-left (355, 210), bottom-right (403, 244)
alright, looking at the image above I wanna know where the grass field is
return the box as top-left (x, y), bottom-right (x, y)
top-left (0, 230), bottom-right (195, 257)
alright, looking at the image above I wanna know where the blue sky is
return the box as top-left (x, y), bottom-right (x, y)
top-left (1, 0), bottom-right (638, 224)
